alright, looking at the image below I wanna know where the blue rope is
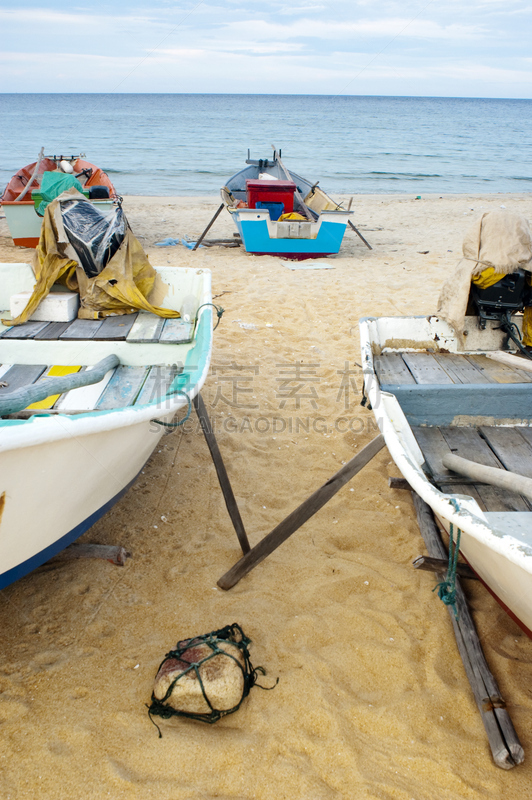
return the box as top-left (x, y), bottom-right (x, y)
top-left (433, 498), bottom-right (461, 620)
top-left (151, 391), bottom-right (192, 429)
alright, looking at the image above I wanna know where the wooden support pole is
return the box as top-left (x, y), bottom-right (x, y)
top-left (347, 219), bottom-right (372, 250)
top-left (193, 393), bottom-right (250, 555)
top-left (411, 491), bottom-right (524, 769)
top-left (218, 434), bottom-right (385, 590)
top-left (192, 203), bottom-right (225, 251)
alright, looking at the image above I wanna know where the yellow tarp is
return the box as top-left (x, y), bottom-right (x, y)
top-left (5, 189), bottom-right (180, 326)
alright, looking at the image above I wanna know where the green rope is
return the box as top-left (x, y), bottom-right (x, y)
top-left (433, 499), bottom-right (462, 619)
top-left (151, 391), bottom-right (192, 429)
top-left (196, 303), bottom-right (224, 330)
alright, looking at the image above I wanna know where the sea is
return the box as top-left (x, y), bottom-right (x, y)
top-left (1, 93), bottom-right (532, 197)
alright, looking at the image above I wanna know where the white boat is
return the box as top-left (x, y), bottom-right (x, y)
top-left (1, 152), bottom-right (117, 248)
top-left (360, 313), bottom-right (532, 637)
top-left (0, 262), bottom-right (212, 589)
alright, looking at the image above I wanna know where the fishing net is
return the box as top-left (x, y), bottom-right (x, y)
top-left (148, 623), bottom-right (274, 734)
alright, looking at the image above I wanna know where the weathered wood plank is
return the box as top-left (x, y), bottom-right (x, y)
top-left (59, 318), bottom-right (104, 340)
top-left (465, 354), bottom-right (532, 384)
top-left (516, 427), bottom-right (532, 450)
top-left (402, 352), bottom-right (455, 385)
top-left (440, 427), bottom-right (504, 469)
top-left (412, 555), bottom-right (478, 580)
top-left (2, 321), bottom-right (49, 339)
top-left (126, 312), bottom-right (165, 344)
top-left (34, 321), bottom-right (73, 340)
top-left (135, 365), bottom-right (178, 405)
top-left (479, 426), bottom-right (532, 479)
top-left (0, 364), bottom-right (47, 393)
top-left (374, 354), bottom-right (416, 385)
top-left (96, 366), bottom-right (149, 410)
top-left (93, 313), bottom-right (138, 340)
top-left (55, 366), bottom-right (116, 412)
top-left (433, 353), bottom-right (492, 384)
top-left (412, 427), bottom-right (463, 483)
top-left (475, 484), bottom-right (530, 513)
top-left (159, 318), bottom-right (194, 344)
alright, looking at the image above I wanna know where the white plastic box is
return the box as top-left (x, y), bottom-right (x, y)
top-left (10, 291), bottom-right (79, 322)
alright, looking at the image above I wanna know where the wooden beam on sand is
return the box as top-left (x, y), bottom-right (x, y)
top-left (412, 555), bottom-right (477, 580)
top-left (411, 491), bottom-right (524, 769)
top-left (51, 543), bottom-right (131, 566)
top-left (217, 434), bottom-right (385, 590)
top-left (193, 393), bottom-right (250, 555)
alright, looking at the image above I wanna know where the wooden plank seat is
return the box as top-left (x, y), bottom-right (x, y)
top-left (412, 425), bottom-right (532, 513)
top-left (375, 351), bottom-right (532, 386)
top-left (0, 362), bottom-right (182, 416)
top-left (0, 312), bottom-right (194, 344)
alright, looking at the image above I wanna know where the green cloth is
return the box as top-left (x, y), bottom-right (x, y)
top-left (36, 172), bottom-right (83, 216)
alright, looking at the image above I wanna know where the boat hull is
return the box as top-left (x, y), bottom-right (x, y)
top-left (231, 208), bottom-right (349, 258)
top-left (0, 264), bottom-right (212, 588)
top-left (359, 314), bottom-right (532, 637)
top-left (2, 199), bottom-right (115, 248)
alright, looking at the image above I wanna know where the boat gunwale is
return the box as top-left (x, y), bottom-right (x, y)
top-left (359, 316), bottom-right (532, 572)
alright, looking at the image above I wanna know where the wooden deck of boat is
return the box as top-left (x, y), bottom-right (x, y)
top-left (0, 363), bottom-right (181, 414)
top-left (374, 353), bottom-right (532, 512)
top-left (0, 312), bottom-right (193, 344)
top-left (374, 351), bottom-right (532, 386)
top-left (411, 425), bottom-right (532, 512)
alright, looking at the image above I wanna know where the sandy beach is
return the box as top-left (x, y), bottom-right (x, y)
top-left (1, 192), bottom-right (532, 800)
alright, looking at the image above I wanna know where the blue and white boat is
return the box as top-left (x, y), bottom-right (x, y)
top-left (222, 149), bottom-right (352, 259)
top-left (0, 263), bottom-right (212, 589)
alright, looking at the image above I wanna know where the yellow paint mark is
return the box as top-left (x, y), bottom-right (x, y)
top-left (27, 365), bottom-right (82, 410)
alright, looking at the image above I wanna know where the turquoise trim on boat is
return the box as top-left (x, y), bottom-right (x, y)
top-left (170, 307), bottom-right (212, 395)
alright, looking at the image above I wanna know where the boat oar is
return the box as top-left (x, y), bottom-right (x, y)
top-left (271, 146), bottom-right (314, 222)
top-left (442, 453), bottom-right (532, 502)
top-left (0, 354), bottom-right (119, 416)
top-left (192, 203), bottom-right (225, 251)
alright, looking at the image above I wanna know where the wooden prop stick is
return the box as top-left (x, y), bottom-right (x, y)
top-left (412, 555), bottom-right (477, 580)
top-left (192, 203), bottom-right (225, 251)
top-left (218, 434), bottom-right (385, 590)
top-left (347, 219), bottom-right (372, 250)
top-left (271, 146), bottom-right (314, 222)
top-left (193, 393), bottom-right (250, 555)
top-left (411, 491), bottom-right (524, 769)
top-left (51, 544), bottom-right (131, 566)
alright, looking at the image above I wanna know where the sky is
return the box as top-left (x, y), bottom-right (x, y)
top-left (1, 0), bottom-right (532, 97)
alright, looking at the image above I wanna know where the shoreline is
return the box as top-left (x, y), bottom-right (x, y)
top-left (1, 192), bottom-right (532, 799)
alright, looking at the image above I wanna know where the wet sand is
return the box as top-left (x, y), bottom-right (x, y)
top-left (1, 193), bottom-right (532, 799)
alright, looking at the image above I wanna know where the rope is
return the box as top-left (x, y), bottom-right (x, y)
top-left (196, 303), bottom-right (224, 330)
top-left (147, 623), bottom-right (277, 736)
top-left (433, 499), bottom-right (462, 619)
top-left (151, 390), bottom-right (192, 429)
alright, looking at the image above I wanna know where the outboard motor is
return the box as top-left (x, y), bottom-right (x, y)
top-left (470, 269), bottom-right (532, 356)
